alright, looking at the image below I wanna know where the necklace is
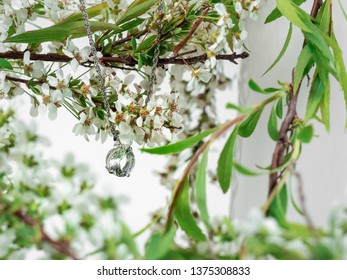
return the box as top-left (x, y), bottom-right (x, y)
top-left (79, 0), bottom-right (163, 177)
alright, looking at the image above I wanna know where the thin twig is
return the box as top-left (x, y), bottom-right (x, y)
top-left (173, 6), bottom-right (210, 54)
top-left (164, 114), bottom-right (246, 230)
top-left (0, 51), bottom-right (249, 66)
top-left (294, 172), bottom-right (316, 233)
top-left (14, 209), bottom-right (78, 260)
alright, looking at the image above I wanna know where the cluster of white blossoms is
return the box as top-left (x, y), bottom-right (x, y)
top-left (0, 108), bottom-right (136, 259)
top-left (0, 0), bottom-right (260, 148)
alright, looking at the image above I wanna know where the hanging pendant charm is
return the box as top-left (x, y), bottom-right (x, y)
top-left (105, 142), bottom-right (135, 177)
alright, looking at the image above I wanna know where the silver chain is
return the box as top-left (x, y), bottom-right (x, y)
top-left (146, 0), bottom-right (164, 104)
top-left (79, 0), bottom-right (119, 141)
top-left (79, 0), bottom-right (164, 141)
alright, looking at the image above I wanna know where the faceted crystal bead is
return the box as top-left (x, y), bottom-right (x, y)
top-left (105, 143), bottom-right (135, 177)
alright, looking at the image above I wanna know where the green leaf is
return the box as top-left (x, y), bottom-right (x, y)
top-left (275, 0), bottom-right (311, 32)
top-left (141, 126), bottom-right (219, 155)
top-left (217, 126), bottom-right (239, 193)
top-left (234, 162), bottom-right (261, 176)
top-left (338, 0), bottom-right (347, 22)
top-left (268, 107), bottom-right (278, 141)
top-left (131, 37), bottom-right (137, 52)
top-left (117, 0), bottom-right (158, 25)
top-left (0, 58), bottom-right (13, 70)
top-left (194, 150), bottom-right (211, 229)
top-left (275, 98), bottom-right (283, 119)
top-left (57, 3), bottom-right (108, 25)
top-left (144, 225), bottom-right (175, 260)
top-left (238, 108), bottom-right (263, 138)
top-left (226, 103), bottom-right (253, 114)
top-left (248, 79), bottom-right (279, 94)
top-left (328, 34), bottom-right (347, 128)
top-left (267, 184), bottom-right (288, 224)
top-left (298, 125), bottom-right (314, 143)
top-left (305, 71), bottom-right (326, 121)
top-left (121, 223), bottom-right (140, 258)
top-left (174, 178), bottom-right (206, 241)
top-left (320, 77), bottom-right (330, 132)
top-left (293, 46), bottom-right (313, 94)
top-left (265, 0), bottom-right (306, 24)
top-left (136, 34), bottom-right (156, 53)
top-left (6, 21), bottom-right (121, 44)
top-left (262, 24), bottom-right (292, 76)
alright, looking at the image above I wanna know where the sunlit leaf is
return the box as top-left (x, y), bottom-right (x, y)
top-left (265, 0), bottom-right (306, 24)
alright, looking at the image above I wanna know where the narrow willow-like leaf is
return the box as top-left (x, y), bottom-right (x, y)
top-left (141, 126), bottom-right (218, 155)
top-left (117, 0), bottom-right (158, 25)
top-left (0, 58), bottom-right (12, 70)
top-left (276, 98), bottom-right (283, 119)
top-left (136, 35), bottom-right (156, 53)
top-left (298, 125), bottom-right (314, 143)
top-left (238, 108), bottom-right (263, 138)
top-left (276, 0), bottom-right (311, 32)
top-left (6, 21), bottom-right (121, 44)
top-left (268, 107), bottom-right (278, 141)
top-left (338, 0), bottom-right (347, 21)
top-left (234, 162), bottom-right (261, 176)
top-left (226, 103), bottom-right (253, 114)
top-left (305, 72), bottom-right (326, 121)
top-left (265, 0), bottom-right (306, 24)
top-left (174, 178), bottom-right (206, 241)
top-left (320, 78), bottom-right (331, 132)
top-left (328, 34), bottom-right (347, 128)
top-left (194, 150), bottom-right (210, 229)
top-left (248, 79), bottom-right (279, 94)
top-left (217, 126), bottom-right (239, 193)
top-left (293, 46), bottom-right (313, 94)
top-left (267, 184), bottom-right (288, 224)
top-left (57, 2), bottom-right (108, 25)
top-left (144, 225), bottom-right (175, 260)
top-left (262, 24), bottom-right (293, 76)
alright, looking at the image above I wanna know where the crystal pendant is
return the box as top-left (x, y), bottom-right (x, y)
top-left (105, 142), bottom-right (135, 177)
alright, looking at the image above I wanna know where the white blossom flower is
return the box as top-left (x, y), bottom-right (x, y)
top-left (215, 3), bottom-right (234, 28)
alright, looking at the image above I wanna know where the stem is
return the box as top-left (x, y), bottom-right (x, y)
top-left (268, 0), bottom-right (323, 198)
top-left (14, 209), bottom-right (78, 260)
top-left (164, 114), bottom-right (247, 230)
top-left (0, 51), bottom-right (249, 66)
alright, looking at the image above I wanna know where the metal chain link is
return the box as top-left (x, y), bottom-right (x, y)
top-left (146, 0), bottom-right (164, 104)
top-left (79, 0), bottom-right (119, 141)
top-left (79, 0), bottom-right (164, 138)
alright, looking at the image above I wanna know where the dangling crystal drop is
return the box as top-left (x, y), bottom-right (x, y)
top-left (105, 142), bottom-right (135, 177)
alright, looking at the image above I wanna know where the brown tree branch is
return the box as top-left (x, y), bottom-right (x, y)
top-left (0, 51), bottom-right (249, 66)
top-left (14, 209), bottom-right (78, 260)
top-left (268, 0), bottom-right (323, 197)
top-left (173, 6), bottom-right (210, 54)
